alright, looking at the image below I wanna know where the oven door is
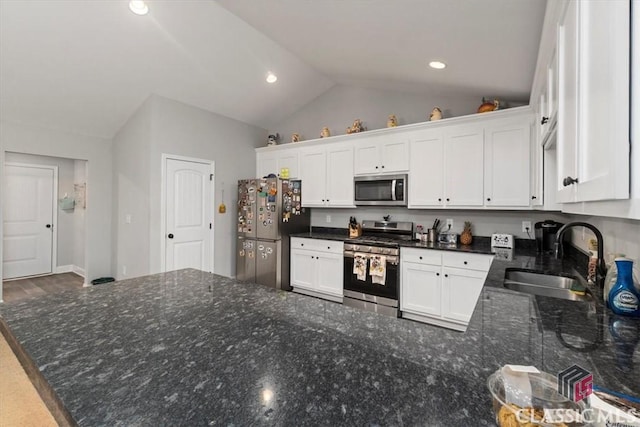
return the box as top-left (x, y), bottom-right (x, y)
top-left (343, 252), bottom-right (399, 301)
top-left (354, 175), bottom-right (407, 206)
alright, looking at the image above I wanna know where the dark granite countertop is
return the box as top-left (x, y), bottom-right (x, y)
top-left (1, 256), bottom-right (639, 425)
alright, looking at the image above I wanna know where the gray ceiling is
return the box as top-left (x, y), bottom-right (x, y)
top-left (0, 0), bottom-right (546, 139)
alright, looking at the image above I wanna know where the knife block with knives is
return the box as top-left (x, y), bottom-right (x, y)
top-left (349, 216), bottom-right (362, 238)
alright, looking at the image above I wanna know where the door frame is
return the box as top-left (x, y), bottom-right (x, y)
top-left (160, 154), bottom-right (215, 273)
top-left (3, 162), bottom-right (59, 278)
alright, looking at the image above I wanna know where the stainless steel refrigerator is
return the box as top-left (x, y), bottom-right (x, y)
top-left (236, 178), bottom-right (310, 290)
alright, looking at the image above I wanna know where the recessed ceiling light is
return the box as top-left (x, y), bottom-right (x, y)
top-left (266, 72), bottom-right (278, 84)
top-left (129, 0), bottom-right (149, 16)
top-left (429, 61), bottom-right (447, 70)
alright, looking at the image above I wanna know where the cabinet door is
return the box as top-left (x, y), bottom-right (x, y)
top-left (326, 146), bottom-right (355, 207)
top-left (380, 137), bottom-right (409, 172)
top-left (574, 0), bottom-right (629, 202)
top-left (354, 139), bottom-right (380, 175)
top-left (400, 262), bottom-right (442, 317)
top-left (291, 248), bottom-right (316, 291)
top-left (444, 126), bottom-right (484, 206)
top-left (484, 121), bottom-right (531, 207)
top-left (408, 130), bottom-right (444, 207)
top-left (441, 267), bottom-right (486, 323)
top-left (256, 152), bottom-right (278, 178)
top-left (556, 0), bottom-right (579, 203)
top-left (547, 49), bottom-right (558, 123)
top-left (299, 148), bottom-right (327, 207)
top-left (316, 252), bottom-right (343, 297)
top-left (530, 129), bottom-right (544, 207)
top-left (278, 150), bottom-right (299, 179)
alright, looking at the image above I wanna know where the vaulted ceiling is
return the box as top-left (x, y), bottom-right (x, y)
top-left (0, 0), bottom-right (546, 139)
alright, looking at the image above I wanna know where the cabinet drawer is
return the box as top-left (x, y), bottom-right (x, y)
top-left (401, 248), bottom-right (442, 265)
top-left (290, 237), bottom-right (343, 254)
top-left (442, 252), bottom-right (493, 272)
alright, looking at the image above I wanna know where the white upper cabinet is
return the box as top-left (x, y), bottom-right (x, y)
top-left (484, 119), bottom-right (532, 207)
top-left (354, 134), bottom-right (409, 175)
top-left (556, 0), bottom-right (630, 203)
top-left (299, 144), bottom-right (354, 208)
top-left (408, 129), bottom-right (445, 207)
top-left (256, 148), bottom-right (300, 179)
top-left (444, 125), bottom-right (484, 207)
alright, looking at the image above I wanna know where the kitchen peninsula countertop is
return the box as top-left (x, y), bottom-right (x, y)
top-left (1, 260), bottom-right (639, 425)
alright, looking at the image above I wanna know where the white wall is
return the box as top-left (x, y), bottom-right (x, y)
top-left (148, 95), bottom-right (266, 277)
top-left (112, 95), bottom-right (266, 280)
top-left (112, 98), bottom-right (152, 279)
top-left (4, 152), bottom-right (79, 269)
top-left (268, 84), bottom-right (508, 144)
top-left (73, 159), bottom-right (87, 273)
top-left (0, 120), bottom-right (113, 289)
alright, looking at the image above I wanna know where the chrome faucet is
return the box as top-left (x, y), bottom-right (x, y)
top-left (555, 222), bottom-right (607, 286)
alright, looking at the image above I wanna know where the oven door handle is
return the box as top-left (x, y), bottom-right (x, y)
top-left (343, 252), bottom-right (398, 265)
top-left (391, 179), bottom-right (397, 201)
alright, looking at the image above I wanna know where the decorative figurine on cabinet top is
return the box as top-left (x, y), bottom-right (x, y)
top-left (387, 114), bottom-right (398, 128)
top-left (429, 107), bottom-right (443, 121)
top-left (320, 127), bottom-right (331, 138)
top-left (267, 133), bottom-right (279, 146)
top-left (477, 98), bottom-right (500, 113)
top-left (346, 119), bottom-right (366, 134)
top-left (291, 133), bottom-right (301, 143)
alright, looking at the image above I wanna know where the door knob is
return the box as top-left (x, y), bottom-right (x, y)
top-left (46, 224), bottom-right (51, 228)
top-left (167, 233), bottom-right (174, 239)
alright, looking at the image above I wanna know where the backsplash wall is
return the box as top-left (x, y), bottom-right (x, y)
top-left (310, 208), bottom-right (640, 262)
top-left (311, 207), bottom-right (566, 241)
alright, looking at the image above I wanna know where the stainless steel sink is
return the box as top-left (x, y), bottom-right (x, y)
top-left (503, 269), bottom-right (593, 302)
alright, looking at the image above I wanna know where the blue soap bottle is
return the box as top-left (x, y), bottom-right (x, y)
top-left (608, 258), bottom-right (640, 317)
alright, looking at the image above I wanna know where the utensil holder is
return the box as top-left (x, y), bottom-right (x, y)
top-left (427, 229), bottom-right (437, 243)
top-left (349, 224), bottom-right (362, 238)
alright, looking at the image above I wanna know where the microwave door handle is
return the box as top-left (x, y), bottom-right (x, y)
top-left (391, 179), bottom-right (397, 201)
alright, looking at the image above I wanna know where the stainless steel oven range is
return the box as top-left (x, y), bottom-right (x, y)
top-left (343, 220), bottom-right (413, 317)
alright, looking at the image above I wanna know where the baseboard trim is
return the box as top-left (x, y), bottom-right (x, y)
top-left (55, 265), bottom-right (85, 278)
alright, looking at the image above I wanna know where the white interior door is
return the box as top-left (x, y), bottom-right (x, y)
top-left (3, 164), bottom-right (55, 279)
top-left (165, 158), bottom-right (213, 272)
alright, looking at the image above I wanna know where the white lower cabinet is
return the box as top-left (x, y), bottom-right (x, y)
top-left (290, 238), bottom-right (343, 302)
top-left (400, 248), bottom-right (493, 331)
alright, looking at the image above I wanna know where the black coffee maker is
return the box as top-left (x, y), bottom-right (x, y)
top-left (535, 220), bottom-right (564, 254)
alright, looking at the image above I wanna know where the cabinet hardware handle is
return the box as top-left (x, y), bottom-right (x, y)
top-left (531, 196), bottom-right (537, 200)
top-left (464, 261), bottom-right (468, 265)
top-left (438, 198), bottom-right (442, 202)
top-left (446, 198), bottom-right (450, 202)
top-left (436, 272), bottom-right (440, 276)
top-left (445, 274), bottom-right (449, 278)
top-left (327, 246), bottom-right (330, 250)
top-left (562, 176), bottom-right (579, 187)
top-left (46, 224), bottom-right (52, 228)
top-left (301, 243), bottom-right (304, 246)
top-left (486, 198), bottom-right (491, 202)
top-left (375, 166), bottom-right (379, 169)
top-left (168, 233), bottom-right (174, 239)
top-left (541, 116), bottom-right (549, 125)
top-left (419, 256), bottom-right (423, 260)
top-left (381, 165), bottom-right (385, 169)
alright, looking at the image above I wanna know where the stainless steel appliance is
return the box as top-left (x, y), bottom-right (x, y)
top-left (343, 220), bottom-right (413, 316)
top-left (535, 220), bottom-right (564, 254)
top-left (236, 178), bottom-right (310, 290)
top-left (354, 174), bottom-right (407, 206)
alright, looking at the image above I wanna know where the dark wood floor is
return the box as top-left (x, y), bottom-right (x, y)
top-left (2, 273), bottom-right (85, 304)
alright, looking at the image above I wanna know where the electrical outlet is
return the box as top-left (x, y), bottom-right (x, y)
top-left (122, 265), bottom-right (127, 276)
top-left (446, 219), bottom-right (453, 230)
top-left (325, 215), bottom-right (331, 223)
top-left (522, 221), bottom-right (532, 233)
top-left (125, 214), bottom-right (132, 224)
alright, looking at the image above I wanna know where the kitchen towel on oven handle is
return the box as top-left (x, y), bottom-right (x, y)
top-left (370, 255), bottom-right (386, 285)
top-left (353, 253), bottom-right (368, 281)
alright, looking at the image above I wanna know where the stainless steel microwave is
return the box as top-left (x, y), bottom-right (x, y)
top-left (354, 174), bottom-right (407, 206)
